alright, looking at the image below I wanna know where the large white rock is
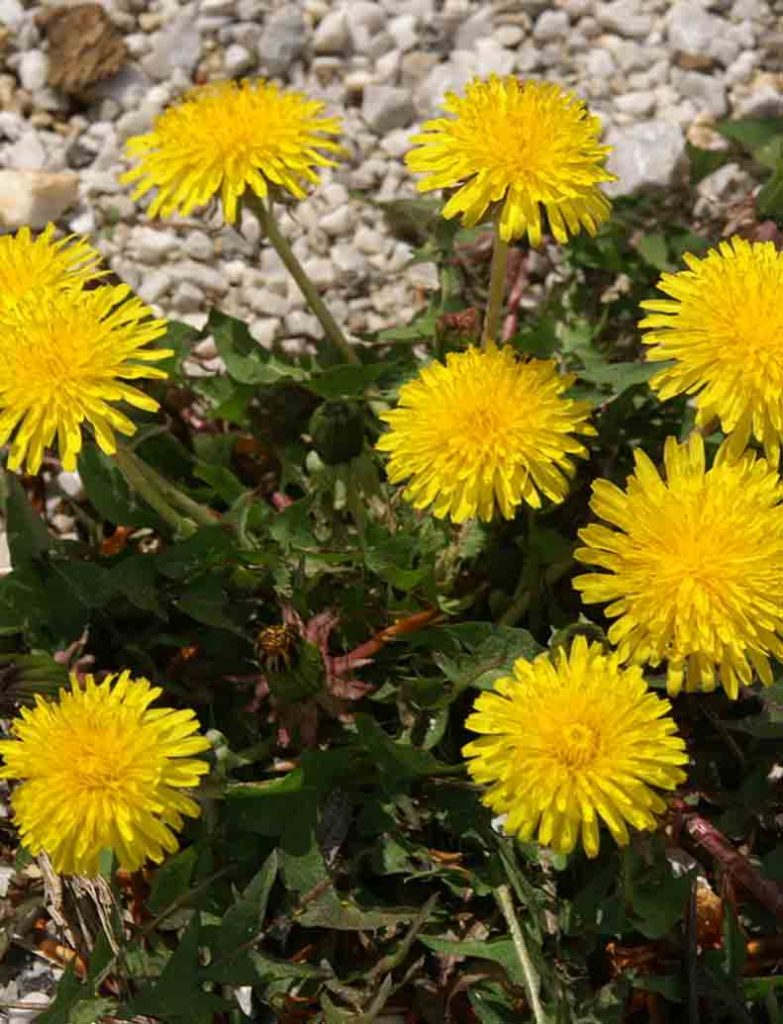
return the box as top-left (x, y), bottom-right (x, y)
top-left (605, 120), bottom-right (686, 196)
top-left (0, 169), bottom-right (78, 230)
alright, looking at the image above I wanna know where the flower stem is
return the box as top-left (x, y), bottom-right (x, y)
top-left (246, 194), bottom-right (359, 365)
top-left (495, 883), bottom-right (547, 1024)
top-left (132, 453), bottom-right (219, 529)
top-left (113, 443), bottom-right (196, 536)
top-left (482, 219), bottom-right (509, 347)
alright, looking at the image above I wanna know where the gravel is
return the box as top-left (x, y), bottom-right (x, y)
top-left (0, 0), bottom-right (777, 367)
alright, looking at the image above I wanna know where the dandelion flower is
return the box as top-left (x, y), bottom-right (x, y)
top-left (0, 284), bottom-right (169, 475)
top-left (122, 79), bottom-right (342, 223)
top-left (0, 223), bottom-right (104, 304)
top-left (574, 433), bottom-right (783, 698)
top-left (406, 75), bottom-right (614, 245)
top-left (376, 344), bottom-right (594, 522)
top-left (464, 637), bottom-right (687, 857)
top-left (0, 671), bottom-right (210, 876)
top-left (640, 237), bottom-right (783, 462)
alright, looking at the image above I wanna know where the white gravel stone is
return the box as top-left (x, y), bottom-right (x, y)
top-left (606, 120), bottom-right (686, 196)
top-left (131, 226), bottom-right (179, 263)
top-left (362, 84), bottom-right (415, 132)
top-left (57, 471), bottom-right (84, 500)
top-left (313, 9), bottom-right (350, 54)
top-left (18, 50), bottom-right (48, 92)
top-left (257, 8), bottom-right (307, 74)
top-left (224, 43), bottom-right (254, 76)
top-left (0, 169), bottom-right (78, 229)
top-left (677, 70), bottom-right (728, 117)
top-left (597, 1), bottom-right (652, 39)
top-left (137, 269), bottom-right (173, 304)
top-left (184, 229), bottom-right (215, 261)
top-left (171, 281), bottom-right (205, 313)
top-left (142, 12), bottom-right (201, 79)
top-left (179, 261), bottom-right (229, 295)
top-left (320, 204), bottom-right (355, 236)
top-left (388, 13), bottom-right (418, 51)
top-left (533, 9), bottom-right (570, 41)
top-left (302, 257), bottom-right (336, 289)
top-left (667, 1), bottom-right (722, 59)
top-left (615, 90), bottom-right (657, 117)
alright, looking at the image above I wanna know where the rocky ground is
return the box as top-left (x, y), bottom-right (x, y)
top-left (0, 0), bottom-right (781, 355)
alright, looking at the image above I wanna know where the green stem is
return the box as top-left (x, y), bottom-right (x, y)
top-left (246, 194), bottom-right (359, 365)
top-left (129, 450), bottom-right (218, 529)
top-left (482, 219), bottom-right (509, 347)
top-left (113, 443), bottom-right (195, 536)
top-left (495, 884), bottom-right (547, 1024)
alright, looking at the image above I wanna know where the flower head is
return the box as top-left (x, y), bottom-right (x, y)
top-left (122, 79), bottom-right (342, 223)
top-left (376, 344), bottom-right (594, 522)
top-left (464, 637), bottom-right (687, 857)
top-left (640, 238), bottom-right (783, 462)
top-left (574, 434), bottom-right (783, 698)
top-left (406, 76), bottom-right (614, 245)
top-left (0, 223), bottom-right (104, 304)
top-left (0, 671), bottom-right (210, 876)
top-left (0, 285), bottom-right (169, 474)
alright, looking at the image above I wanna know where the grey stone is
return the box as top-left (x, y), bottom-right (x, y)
top-left (137, 269), bottom-right (172, 304)
top-left (0, 0), bottom-right (23, 28)
top-left (57, 470), bottom-right (84, 500)
top-left (667, 1), bottom-right (722, 57)
top-left (677, 70), bottom-right (728, 117)
top-left (597, 1), bottom-right (652, 38)
top-left (495, 24), bottom-right (525, 47)
top-left (533, 9), bottom-right (569, 40)
top-left (246, 287), bottom-right (290, 317)
top-left (171, 282), bottom-right (205, 313)
top-left (285, 310), bottom-right (323, 339)
top-left (695, 161), bottom-right (753, 205)
top-left (584, 48), bottom-right (615, 78)
top-left (320, 204), bottom-right (354, 236)
top-left (454, 6), bottom-right (493, 49)
top-left (735, 83), bottom-right (783, 118)
top-left (179, 261), bottom-right (229, 295)
top-left (257, 9), bottom-right (306, 75)
top-left (313, 9), bottom-right (350, 54)
top-left (388, 13), bottom-right (418, 51)
top-left (4, 132), bottom-right (47, 170)
top-left (131, 226), bottom-right (179, 263)
top-left (362, 84), bottom-right (415, 132)
top-left (614, 90), bottom-right (656, 117)
top-left (224, 42), bottom-right (254, 75)
top-left (143, 12), bottom-right (201, 79)
top-left (184, 230), bottom-right (215, 261)
top-left (301, 256), bottom-right (336, 289)
top-left (606, 120), bottom-right (686, 196)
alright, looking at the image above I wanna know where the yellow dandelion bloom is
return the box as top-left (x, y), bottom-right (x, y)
top-left (574, 434), bottom-right (783, 698)
top-left (405, 75), bottom-right (614, 245)
top-left (0, 671), bottom-right (210, 876)
top-left (0, 285), bottom-right (170, 475)
top-left (640, 237), bottom-right (783, 462)
top-left (376, 344), bottom-right (594, 522)
top-left (122, 79), bottom-right (342, 223)
top-left (0, 223), bottom-right (104, 303)
top-left (464, 637), bottom-right (687, 857)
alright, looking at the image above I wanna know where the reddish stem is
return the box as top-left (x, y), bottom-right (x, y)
top-left (679, 806), bottom-right (783, 919)
top-left (333, 608), bottom-right (441, 674)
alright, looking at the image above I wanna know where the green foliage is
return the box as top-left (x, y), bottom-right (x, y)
top-left (3, 151), bottom-right (783, 1024)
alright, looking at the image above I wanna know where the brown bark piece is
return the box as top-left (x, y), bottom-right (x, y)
top-left (42, 4), bottom-right (127, 97)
